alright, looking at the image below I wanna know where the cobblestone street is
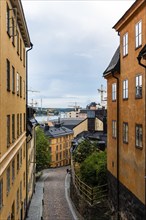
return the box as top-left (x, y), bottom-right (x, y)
top-left (43, 167), bottom-right (75, 220)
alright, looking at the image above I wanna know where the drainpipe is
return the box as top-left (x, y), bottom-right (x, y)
top-left (137, 56), bottom-right (146, 218)
top-left (26, 42), bottom-right (33, 217)
top-left (112, 71), bottom-right (120, 219)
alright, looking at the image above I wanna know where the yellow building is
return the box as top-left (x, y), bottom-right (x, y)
top-left (103, 0), bottom-right (146, 218)
top-left (0, 1), bottom-right (31, 220)
top-left (44, 124), bottom-right (73, 168)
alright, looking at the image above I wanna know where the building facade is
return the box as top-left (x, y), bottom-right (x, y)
top-left (0, 1), bottom-right (31, 219)
top-left (103, 0), bottom-right (146, 219)
top-left (44, 124), bottom-right (73, 168)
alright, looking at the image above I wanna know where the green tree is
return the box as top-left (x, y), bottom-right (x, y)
top-left (73, 139), bottom-right (97, 163)
top-left (80, 151), bottom-right (107, 187)
top-left (36, 127), bottom-right (51, 172)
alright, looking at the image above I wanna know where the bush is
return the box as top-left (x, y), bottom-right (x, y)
top-left (80, 151), bottom-right (107, 187)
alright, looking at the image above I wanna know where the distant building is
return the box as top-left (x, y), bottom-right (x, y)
top-left (103, 0), bottom-right (146, 218)
top-left (0, 0), bottom-right (31, 220)
top-left (44, 124), bottom-right (73, 167)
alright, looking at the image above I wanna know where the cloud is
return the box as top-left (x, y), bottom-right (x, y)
top-left (22, 0), bottom-right (134, 108)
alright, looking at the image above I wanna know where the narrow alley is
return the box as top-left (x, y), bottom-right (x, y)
top-left (43, 167), bottom-right (76, 220)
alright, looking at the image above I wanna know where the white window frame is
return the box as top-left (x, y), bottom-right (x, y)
top-left (112, 83), bottom-right (116, 101)
top-left (112, 120), bottom-right (117, 138)
top-left (123, 32), bottom-right (128, 56)
top-left (123, 122), bottom-right (128, 143)
top-left (136, 75), bottom-right (142, 98)
top-left (123, 79), bottom-right (128, 99)
top-left (135, 20), bottom-right (142, 48)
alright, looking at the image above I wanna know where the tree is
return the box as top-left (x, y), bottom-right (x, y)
top-left (36, 127), bottom-right (51, 172)
top-left (80, 151), bottom-right (107, 187)
top-left (73, 139), bottom-right (97, 163)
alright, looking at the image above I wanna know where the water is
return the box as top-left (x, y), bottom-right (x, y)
top-left (35, 113), bottom-right (66, 123)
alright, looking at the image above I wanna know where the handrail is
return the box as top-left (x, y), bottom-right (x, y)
top-left (74, 173), bottom-right (108, 205)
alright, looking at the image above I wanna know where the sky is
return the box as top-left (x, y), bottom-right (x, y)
top-left (22, 0), bottom-right (135, 108)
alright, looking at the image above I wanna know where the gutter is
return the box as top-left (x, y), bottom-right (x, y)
top-left (26, 43), bottom-right (33, 217)
top-left (112, 71), bottom-right (120, 219)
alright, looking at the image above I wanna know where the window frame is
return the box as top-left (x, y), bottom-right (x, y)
top-left (7, 115), bottom-right (10, 147)
top-left (123, 122), bottom-right (128, 144)
top-left (112, 120), bottom-right (117, 138)
top-left (112, 83), bottom-right (116, 101)
top-left (6, 59), bottom-right (10, 91)
top-left (135, 20), bottom-right (142, 49)
top-left (123, 79), bottom-right (128, 100)
top-left (135, 74), bottom-right (142, 99)
top-left (123, 32), bottom-right (128, 56)
top-left (135, 124), bottom-right (142, 148)
top-left (12, 66), bottom-right (15, 94)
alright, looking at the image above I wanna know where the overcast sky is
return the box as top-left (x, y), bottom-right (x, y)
top-left (22, 0), bottom-right (134, 108)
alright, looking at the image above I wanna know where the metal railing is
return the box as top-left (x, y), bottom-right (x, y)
top-left (74, 174), bottom-right (108, 205)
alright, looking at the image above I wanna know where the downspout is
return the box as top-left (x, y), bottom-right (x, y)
top-left (137, 56), bottom-right (146, 218)
top-left (26, 42), bottom-right (33, 217)
top-left (112, 71), bottom-right (120, 219)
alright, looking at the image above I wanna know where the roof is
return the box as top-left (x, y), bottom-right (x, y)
top-left (113, 0), bottom-right (145, 32)
top-left (44, 126), bottom-right (73, 138)
top-left (103, 46), bottom-right (120, 77)
top-left (10, 0), bottom-right (31, 47)
top-left (51, 118), bottom-right (85, 130)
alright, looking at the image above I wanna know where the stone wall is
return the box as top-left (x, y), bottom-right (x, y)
top-left (108, 171), bottom-right (145, 219)
top-left (70, 177), bottom-right (110, 220)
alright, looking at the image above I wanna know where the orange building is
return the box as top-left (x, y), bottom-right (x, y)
top-left (103, 0), bottom-right (146, 219)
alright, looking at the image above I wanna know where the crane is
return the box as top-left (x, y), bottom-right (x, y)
top-left (97, 84), bottom-right (107, 104)
top-left (28, 89), bottom-right (40, 108)
top-left (68, 102), bottom-right (81, 111)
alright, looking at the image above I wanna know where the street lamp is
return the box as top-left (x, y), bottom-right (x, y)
top-left (137, 44), bottom-right (146, 68)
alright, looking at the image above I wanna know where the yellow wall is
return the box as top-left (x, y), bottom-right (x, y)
top-left (73, 119), bottom-right (87, 137)
top-left (0, 0), bottom-right (30, 219)
top-left (50, 134), bottom-right (73, 168)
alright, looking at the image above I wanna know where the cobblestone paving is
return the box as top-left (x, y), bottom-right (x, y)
top-left (43, 167), bottom-right (74, 220)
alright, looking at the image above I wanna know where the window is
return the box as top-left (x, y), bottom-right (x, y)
top-left (123, 123), bottom-right (128, 143)
top-left (112, 83), bottom-right (116, 101)
top-left (136, 124), bottom-right (142, 148)
top-left (20, 76), bottom-right (22, 97)
top-left (12, 114), bottom-right (15, 142)
top-left (23, 143), bottom-right (25, 158)
top-left (20, 39), bottom-right (22, 60)
top-left (56, 154), bottom-right (58, 161)
top-left (6, 4), bottom-right (10, 35)
top-left (56, 145), bottom-right (58, 151)
top-left (20, 148), bottom-right (22, 167)
top-left (16, 188), bottom-right (19, 212)
top-left (17, 153), bottom-right (19, 172)
top-left (7, 166), bottom-right (10, 195)
top-left (20, 181), bottom-right (22, 202)
top-left (23, 48), bottom-right (26, 66)
top-left (112, 120), bottom-right (116, 138)
top-left (23, 113), bottom-right (26, 131)
top-left (12, 160), bottom-right (15, 183)
top-left (7, 115), bottom-right (10, 147)
top-left (16, 73), bottom-right (19, 95)
top-left (17, 114), bottom-right (19, 137)
top-left (123, 33), bottom-right (128, 56)
top-left (17, 31), bottom-right (19, 54)
top-left (20, 114), bottom-right (22, 134)
top-left (7, 59), bottom-right (10, 91)
top-left (135, 20), bottom-right (142, 48)
top-left (136, 75), bottom-right (142, 98)
top-left (12, 17), bottom-right (15, 45)
top-left (23, 172), bottom-right (25, 188)
top-left (0, 179), bottom-right (3, 210)
top-left (123, 79), bottom-right (128, 99)
top-left (23, 80), bottom-right (25, 99)
top-left (12, 66), bottom-right (15, 93)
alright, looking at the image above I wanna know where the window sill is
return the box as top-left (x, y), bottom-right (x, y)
top-left (123, 141), bottom-right (128, 144)
top-left (123, 98), bottom-right (128, 101)
top-left (135, 145), bottom-right (143, 150)
top-left (12, 91), bottom-right (15, 94)
top-left (7, 89), bottom-right (11, 92)
top-left (123, 54), bottom-right (128, 58)
top-left (112, 100), bottom-right (117, 102)
top-left (135, 96), bottom-right (142, 99)
top-left (135, 45), bottom-right (142, 51)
